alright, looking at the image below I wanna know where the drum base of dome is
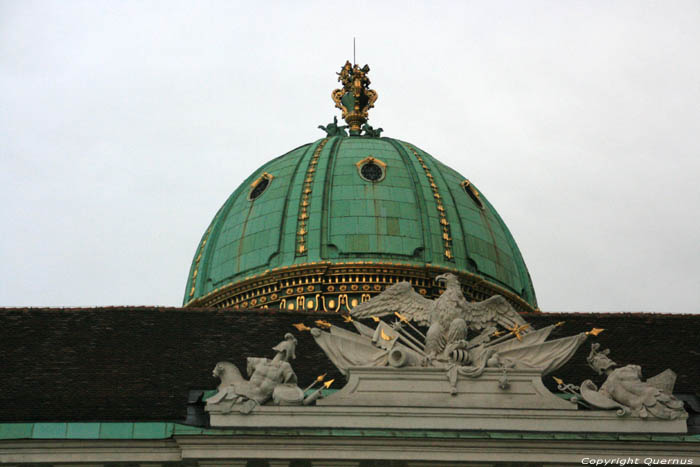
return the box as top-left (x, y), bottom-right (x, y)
top-left (185, 261), bottom-right (537, 314)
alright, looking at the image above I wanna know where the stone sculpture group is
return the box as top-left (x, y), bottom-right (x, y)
top-left (206, 273), bottom-right (686, 430)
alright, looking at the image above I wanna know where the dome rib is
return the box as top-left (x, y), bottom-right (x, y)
top-left (271, 139), bottom-right (322, 269)
top-left (386, 138), bottom-right (434, 261)
top-left (315, 136), bottom-right (342, 262)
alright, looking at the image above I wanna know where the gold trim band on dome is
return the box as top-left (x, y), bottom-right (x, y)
top-left (185, 261), bottom-right (537, 315)
top-left (405, 145), bottom-right (455, 262)
top-left (296, 139), bottom-right (329, 256)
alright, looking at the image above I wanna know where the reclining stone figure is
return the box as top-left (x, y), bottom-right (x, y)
top-left (579, 343), bottom-right (686, 420)
top-left (207, 333), bottom-right (305, 414)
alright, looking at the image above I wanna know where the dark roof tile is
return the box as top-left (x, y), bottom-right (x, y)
top-left (0, 308), bottom-right (698, 422)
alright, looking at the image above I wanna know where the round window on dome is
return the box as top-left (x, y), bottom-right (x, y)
top-left (248, 172), bottom-right (274, 201)
top-left (356, 156), bottom-right (387, 183)
top-left (461, 179), bottom-right (484, 209)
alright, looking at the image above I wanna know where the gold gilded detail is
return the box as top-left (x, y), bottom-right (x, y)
top-left (337, 294), bottom-right (349, 312)
top-left (355, 155), bottom-right (387, 170)
top-left (296, 139), bottom-right (329, 257)
top-left (292, 322), bottom-right (311, 331)
top-left (189, 223), bottom-right (215, 299)
top-left (461, 179), bottom-right (484, 209)
top-left (406, 145), bottom-right (454, 262)
top-left (332, 61), bottom-right (378, 135)
top-left (508, 323), bottom-right (530, 341)
top-left (380, 328), bottom-right (392, 341)
top-left (250, 172), bottom-right (274, 190)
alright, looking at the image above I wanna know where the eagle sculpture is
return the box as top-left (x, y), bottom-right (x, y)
top-left (350, 273), bottom-right (531, 357)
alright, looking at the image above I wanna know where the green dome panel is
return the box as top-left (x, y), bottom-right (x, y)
top-left (184, 136), bottom-right (537, 311)
top-left (327, 138), bottom-right (424, 259)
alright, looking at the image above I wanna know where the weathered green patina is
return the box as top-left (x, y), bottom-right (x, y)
top-left (184, 136), bottom-right (537, 308)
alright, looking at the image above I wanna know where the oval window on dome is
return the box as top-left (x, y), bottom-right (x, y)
top-left (356, 156), bottom-right (387, 183)
top-left (461, 179), bottom-right (484, 209)
top-left (248, 172), bottom-right (274, 201)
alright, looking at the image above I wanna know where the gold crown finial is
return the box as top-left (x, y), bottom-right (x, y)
top-left (332, 61), bottom-right (379, 136)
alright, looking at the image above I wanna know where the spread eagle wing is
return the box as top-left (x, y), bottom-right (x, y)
top-left (461, 295), bottom-right (532, 333)
top-left (350, 281), bottom-right (435, 326)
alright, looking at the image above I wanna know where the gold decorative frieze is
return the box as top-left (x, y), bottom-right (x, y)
top-left (405, 145), bottom-right (455, 261)
top-left (185, 261), bottom-right (536, 315)
top-left (296, 139), bottom-right (329, 256)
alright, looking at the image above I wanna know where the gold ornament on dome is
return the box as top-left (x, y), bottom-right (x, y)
top-left (332, 61), bottom-right (378, 135)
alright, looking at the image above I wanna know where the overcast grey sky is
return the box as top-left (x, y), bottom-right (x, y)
top-left (2, 0), bottom-right (699, 312)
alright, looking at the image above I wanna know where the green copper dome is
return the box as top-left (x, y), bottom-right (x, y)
top-left (184, 135), bottom-right (537, 313)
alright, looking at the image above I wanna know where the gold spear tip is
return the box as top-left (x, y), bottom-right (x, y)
top-left (323, 379), bottom-right (335, 389)
top-left (552, 376), bottom-right (564, 385)
top-left (587, 328), bottom-right (605, 336)
top-left (555, 321), bottom-right (565, 327)
top-left (292, 323), bottom-right (311, 332)
top-left (316, 373), bottom-right (327, 382)
top-left (342, 314), bottom-right (353, 323)
top-left (371, 316), bottom-right (380, 322)
top-left (315, 320), bottom-right (332, 329)
top-left (492, 330), bottom-right (504, 337)
top-left (394, 312), bottom-right (409, 323)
